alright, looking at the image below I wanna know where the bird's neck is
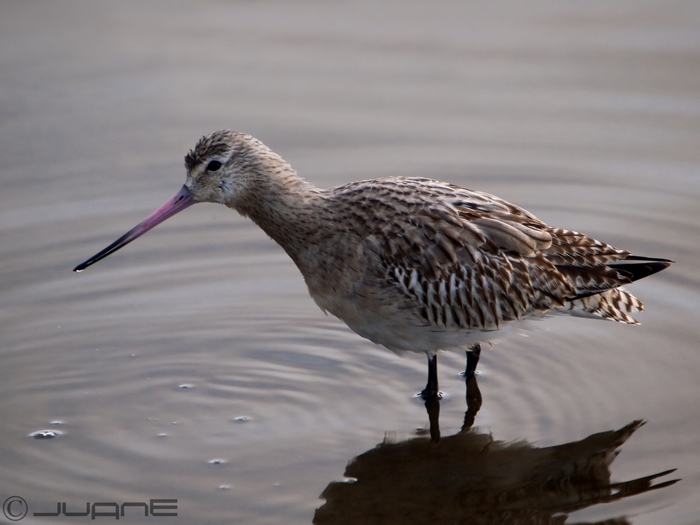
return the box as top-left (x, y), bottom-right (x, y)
top-left (230, 161), bottom-right (324, 262)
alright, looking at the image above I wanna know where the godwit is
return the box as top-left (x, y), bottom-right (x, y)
top-left (74, 130), bottom-right (672, 399)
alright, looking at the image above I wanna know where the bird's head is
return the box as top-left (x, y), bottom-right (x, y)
top-left (73, 130), bottom-right (273, 272)
top-left (183, 130), bottom-right (268, 206)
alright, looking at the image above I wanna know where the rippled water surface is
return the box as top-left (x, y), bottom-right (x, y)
top-left (2, 2), bottom-right (699, 524)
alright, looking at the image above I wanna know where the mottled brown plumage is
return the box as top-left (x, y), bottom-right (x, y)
top-left (74, 130), bottom-right (673, 397)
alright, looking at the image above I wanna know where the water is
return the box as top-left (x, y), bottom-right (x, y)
top-left (1, 1), bottom-right (699, 523)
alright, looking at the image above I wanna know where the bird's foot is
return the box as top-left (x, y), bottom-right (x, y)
top-left (419, 387), bottom-right (443, 401)
top-left (459, 369), bottom-right (480, 382)
top-left (462, 343), bottom-right (482, 382)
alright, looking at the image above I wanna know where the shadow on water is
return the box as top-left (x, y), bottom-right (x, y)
top-left (315, 376), bottom-right (678, 525)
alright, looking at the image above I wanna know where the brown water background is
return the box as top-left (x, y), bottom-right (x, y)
top-left (1, 2), bottom-right (699, 523)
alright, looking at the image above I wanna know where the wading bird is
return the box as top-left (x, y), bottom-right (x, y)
top-left (75, 131), bottom-right (672, 400)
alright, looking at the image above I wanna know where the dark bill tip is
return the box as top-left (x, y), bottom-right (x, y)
top-left (73, 185), bottom-right (196, 272)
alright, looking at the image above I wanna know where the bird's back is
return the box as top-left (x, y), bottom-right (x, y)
top-left (296, 177), bottom-right (670, 353)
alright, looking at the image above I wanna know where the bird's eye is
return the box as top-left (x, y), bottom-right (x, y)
top-left (207, 160), bottom-right (222, 172)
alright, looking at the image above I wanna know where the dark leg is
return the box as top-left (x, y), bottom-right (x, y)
top-left (424, 396), bottom-right (441, 442)
top-left (420, 354), bottom-right (441, 400)
top-left (464, 343), bottom-right (482, 382)
top-left (461, 375), bottom-right (482, 432)
top-left (461, 343), bottom-right (482, 432)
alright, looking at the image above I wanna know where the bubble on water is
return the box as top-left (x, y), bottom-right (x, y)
top-left (208, 458), bottom-right (226, 465)
top-left (157, 433), bottom-right (169, 438)
top-left (50, 420), bottom-right (64, 426)
top-left (29, 430), bottom-right (63, 439)
top-left (232, 416), bottom-right (250, 423)
top-left (177, 384), bottom-right (194, 390)
top-left (218, 485), bottom-right (231, 490)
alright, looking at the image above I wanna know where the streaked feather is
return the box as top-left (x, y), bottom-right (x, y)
top-left (181, 133), bottom-right (672, 354)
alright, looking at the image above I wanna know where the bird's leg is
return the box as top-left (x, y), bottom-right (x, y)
top-left (424, 396), bottom-right (441, 443)
top-left (420, 354), bottom-right (441, 400)
top-left (461, 375), bottom-right (482, 432)
top-left (464, 343), bottom-right (482, 382)
top-left (460, 343), bottom-right (483, 432)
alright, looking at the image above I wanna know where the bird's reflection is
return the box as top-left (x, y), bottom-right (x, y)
top-left (315, 375), bottom-right (677, 525)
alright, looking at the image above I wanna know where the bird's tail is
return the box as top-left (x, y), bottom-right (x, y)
top-left (564, 287), bottom-right (644, 325)
top-left (562, 255), bottom-right (672, 324)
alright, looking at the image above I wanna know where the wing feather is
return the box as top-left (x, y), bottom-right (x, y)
top-left (344, 177), bottom-right (662, 329)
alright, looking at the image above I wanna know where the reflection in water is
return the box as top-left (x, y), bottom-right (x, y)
top-left (315, 377), bottom-right (677, 525)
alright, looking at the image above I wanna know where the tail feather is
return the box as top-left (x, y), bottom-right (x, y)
top-left (606, 255), bottom-right (673, 283)
top-left (564, 287), bottom-right (644, 325)
top-left (562, 254), bottom-right (672, 324)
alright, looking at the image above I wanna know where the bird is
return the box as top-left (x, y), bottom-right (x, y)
top-left (74, 130), bottom-right (672, 400)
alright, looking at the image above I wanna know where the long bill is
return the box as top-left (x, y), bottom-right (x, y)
top-left (73, 185), bottom-right (196, 272)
